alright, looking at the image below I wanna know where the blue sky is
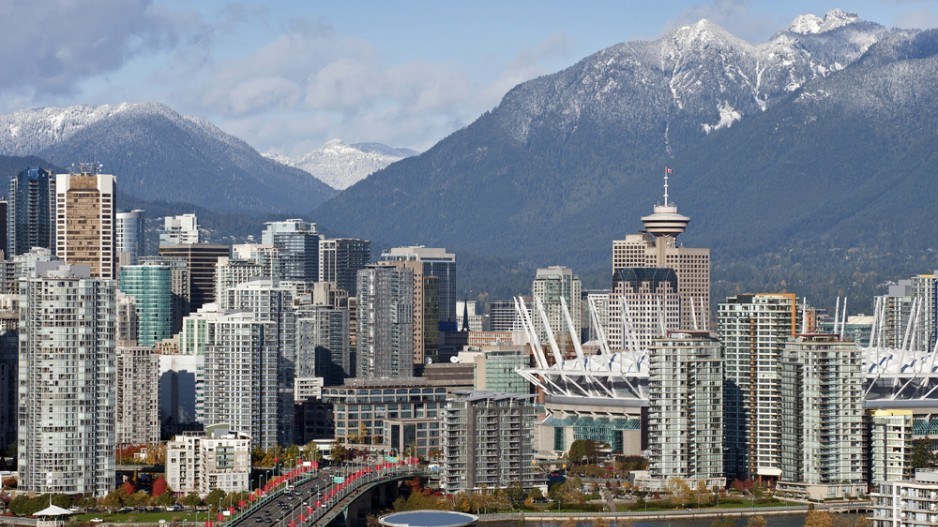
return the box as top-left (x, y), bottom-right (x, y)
top-left (2, 0), bottom-right (936, 154)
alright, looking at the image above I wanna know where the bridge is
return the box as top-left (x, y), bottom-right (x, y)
top-left (227, 462), bottom-right (423, 527)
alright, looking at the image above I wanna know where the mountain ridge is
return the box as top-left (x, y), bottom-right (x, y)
top-left (0, 102), bottom-right (337, 214)
top-left (265, 139), bottom-right (417, 190)
top-left (311, 11), bottom-right (938, 307)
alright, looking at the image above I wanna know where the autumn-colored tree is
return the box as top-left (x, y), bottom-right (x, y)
top-left (694, 480), bottom-right (710, 506)
top-left (145, 443), bottom-right (167, 465)
top-left (805, 510), bottom-right (834, 527)
top-left (667, 477), bottom-right (692, 508)
top-left (453, 492), bottom-right (471, 512)
top-left (746, 515), bottom-right (767, 527)
top-left (122, 479), bottom-right (137, 495)
top-left (595, 518), bottom-right (610, 527)
top-left (152, 476), bottom-right (169, 497)
top-left (711, 518), bottom-right (734, 527)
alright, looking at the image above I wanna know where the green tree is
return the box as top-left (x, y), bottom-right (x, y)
top-left (912, 439), bottom-right (937, 469)
top-left (507, 482), bottom-right (526, 507)
top-left (153, 491), bottom-right (176, 507)
top-left (125, 491), bottom-right (150, 508)
top-left (78, 496), bottom-right (98, 511)
top-left (301, 441), bottom-right (322, 463)
top-left (205, 488), bottom-right (226, 512)
top-left (101, 490), bottom-right (124, 511)
top-left (180, 492), bottom-right (202, 510)
top-left (528, 487), bottom-right (544, 502)
top-left (331, 438), bottom-right (347, 462)
top-left (567, 439), bottom-right (601, 465)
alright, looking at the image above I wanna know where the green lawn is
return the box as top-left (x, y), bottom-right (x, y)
top-left (72, 511), bottom-right (207, 523)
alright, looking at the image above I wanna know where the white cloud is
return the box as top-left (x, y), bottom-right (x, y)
top-left (666, 0), bottom-right (782, 42)
top-left (0, 4), bottom-right (573, 156)
top-left (0, 0), bottom-right (194, 97)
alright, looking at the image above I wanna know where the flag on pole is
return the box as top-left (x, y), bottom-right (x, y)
top-left (666, 167), bottom-right (673, 174)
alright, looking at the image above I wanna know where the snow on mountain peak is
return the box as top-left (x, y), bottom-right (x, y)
top-left (669, 18), bottom-right (744, 49)
top-left (0, 102), bottom-right (201, 157)
top-left (264, 140), bottom-right (417, 190)
top-left (788, 9), bottom-right (859, 35)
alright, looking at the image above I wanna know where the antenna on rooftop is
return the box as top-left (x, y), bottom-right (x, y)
top-left (663, 167), bottom-right (672, 206)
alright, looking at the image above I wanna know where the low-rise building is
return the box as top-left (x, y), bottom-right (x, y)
top-left (166, 425), bottom-right (251, 497)
top-left (322, 378), bottom-right (446, 456)
top-left (869, 409), bottom-right (913, 485)
top-left (872, 470), bottom-right (938, 527)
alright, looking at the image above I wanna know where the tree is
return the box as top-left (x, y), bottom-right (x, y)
top-left (181, 493), bottom-right (202, 510)
top-left (301, 441), bottom-right (322, 463)
top-left (507, 482), bottom-right (526, 507)
top-left (125, 491), bottom-right (150, 508)
top-left (102, 489), bottom-right (124, 511)
top-left (78, 496), bottom-right (98, 511)
top-left (746, 515), bottom-right (767, 527)
top-left (205, 488), bottom-right (226, 511)
top-left (667, 477), bottom-right (692, 508)
top-left (122, 479), bottom-right (137, 495)
top-left (153, 491), bottom-right (176, 507)
top-left (711, 519), bottom-right (734, 527)
top-left (152, 476), bottom-right (169, 497)
top-left (331, 438), bottom-right (347, 462)
top-left (145, 443), bottom-right (166, 465)
top-left (805, 510), bottom-right (834, 527)
top-left (528, 487), bottom-right (544, 502)
top-left (695, 480), bottom-right (712, 507)
top-left (453, 492), bottom-right (471, 512)
top-left (912, 439), bottom-right (937, 469)
top-left (567, 439), bottom-right (600, 465)
top-left (595, 518), bottom-right (610, 527)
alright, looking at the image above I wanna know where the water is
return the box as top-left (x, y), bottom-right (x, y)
top-left (481, 514), bottom-right (812, 527)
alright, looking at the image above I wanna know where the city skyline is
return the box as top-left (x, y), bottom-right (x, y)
top-left (3, 2), bottom-right (938, 520)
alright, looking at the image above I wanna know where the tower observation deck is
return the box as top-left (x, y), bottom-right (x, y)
top-left (640, 168), bottom-right (690, 237)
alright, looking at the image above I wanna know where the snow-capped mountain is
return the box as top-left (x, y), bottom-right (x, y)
top-left (0, 102), bottom-right (336, 213)
top-left (266, 139), bottom-right (417, 190)
top-left (314, 10), bottom-right (938, 305)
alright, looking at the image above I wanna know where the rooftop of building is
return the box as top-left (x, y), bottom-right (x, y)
top-left (379, 510), bottom-right (478, 527)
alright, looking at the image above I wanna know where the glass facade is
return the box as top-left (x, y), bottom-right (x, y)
top-left (120, 263), bottom-right (172, 346)
top-left (8, 167), bottom-right (56, 257)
